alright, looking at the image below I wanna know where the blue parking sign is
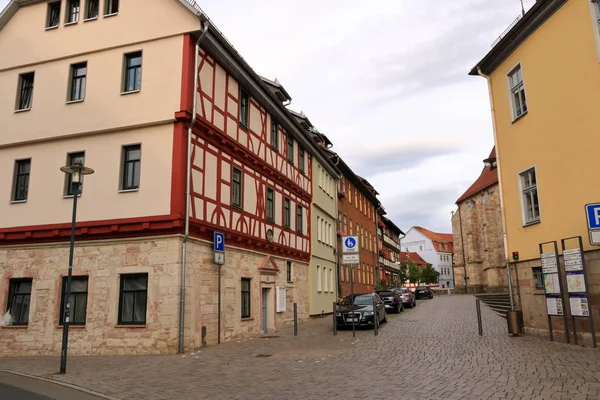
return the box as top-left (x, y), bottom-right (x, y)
top-left (214, 232), bottom-right (225, 252)
top-left (586, 203), bottom-right (600, 229)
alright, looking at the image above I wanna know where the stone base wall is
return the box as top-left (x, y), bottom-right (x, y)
top-left (515, 249), bottom-right (600, 338)
top-left (0, 236), bottom-right (310, 356)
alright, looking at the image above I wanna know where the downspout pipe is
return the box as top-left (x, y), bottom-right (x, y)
top-left (476, 65), bottom-right (515, 309)
top-left (179, 22), bottom-right (209, 354)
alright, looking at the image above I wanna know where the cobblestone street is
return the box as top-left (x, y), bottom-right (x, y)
top-left (2, 295), bottom-right (600, 400)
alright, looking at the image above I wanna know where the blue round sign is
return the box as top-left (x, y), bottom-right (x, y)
top-left (345, 237), bottom-right (357, 249)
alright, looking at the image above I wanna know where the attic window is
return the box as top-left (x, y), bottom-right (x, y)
top-left (482, 192), bottom-right (492, 204)
top-left (466, 199), bottom-right (476, 211)
top-left (47, 2), bottom-right (61, 28)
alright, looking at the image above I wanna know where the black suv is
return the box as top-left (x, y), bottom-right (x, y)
top-left (415, 286), bottom-right (434, 299)
top-left (375, 290), bottom-right (404, 313)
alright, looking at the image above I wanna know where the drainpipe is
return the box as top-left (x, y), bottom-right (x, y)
top-left (457, 205), bottom-right (468, 293)
top-left (375, 205), bottom-right (381, 287)
top-left (179, 22), bottom-right (210, 355)
top-left (476, 66), bottom-right (515, 310)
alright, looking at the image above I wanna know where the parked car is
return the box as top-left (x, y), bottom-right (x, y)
top-left (394, 288), bottom-right (416, 308)
top-left (375, 290), bottom-right (404, 313)
top-left (335, 293), bottom-right (387, 329)
top-left (415, 285), bottom-right (434, 299)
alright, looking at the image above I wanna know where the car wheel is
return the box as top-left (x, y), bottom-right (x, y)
top-left (430, 294), bottom-right (433, 299)
top-left (400, 304), bottom-right (404, 312)
top-left (413, 300), bottom-right (416, 307)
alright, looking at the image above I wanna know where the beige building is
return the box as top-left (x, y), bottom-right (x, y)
top-left (452, 148), bottom-right (507, 294)
top-left (0, 0), bottom-right (332, 355)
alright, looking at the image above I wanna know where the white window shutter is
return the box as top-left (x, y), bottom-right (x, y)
top-left (276, 287), bottom-right (286, 313)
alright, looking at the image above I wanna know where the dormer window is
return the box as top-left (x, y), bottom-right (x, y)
top-left (46, 2), bottom-right (61, 28)
top-left (105, 0), bottom-right (119, 16)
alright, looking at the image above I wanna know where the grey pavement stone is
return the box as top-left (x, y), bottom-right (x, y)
top-left (2, 295), bottom-right (600, 399)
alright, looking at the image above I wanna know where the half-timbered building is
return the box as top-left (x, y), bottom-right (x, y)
top-left (0, 0), bottom-right (333, 355)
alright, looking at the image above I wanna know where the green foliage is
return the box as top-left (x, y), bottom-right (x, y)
top-left (407, 261), bottom-right (422, 284)
top-left (421, 265), bottom-right (438, 285)
top-left (398, 261), bottom-right (409, 284)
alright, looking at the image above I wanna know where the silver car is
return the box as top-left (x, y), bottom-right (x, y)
top-left (394, 288), bottom-right (416, 308)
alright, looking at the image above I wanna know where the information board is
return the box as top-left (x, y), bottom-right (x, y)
top-left (539, 241), bottom-right (570, 343)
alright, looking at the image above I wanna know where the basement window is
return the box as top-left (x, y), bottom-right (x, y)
top-left (532, 267), bottom-right (544, 290)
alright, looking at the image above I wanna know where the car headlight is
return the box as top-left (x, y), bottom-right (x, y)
top-left (363, 311), bottom-right (374, 316)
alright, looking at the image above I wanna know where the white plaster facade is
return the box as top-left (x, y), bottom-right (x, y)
top-left (401, 227), bottom-right (454, 288)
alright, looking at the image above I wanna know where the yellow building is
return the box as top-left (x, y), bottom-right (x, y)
top-left (470, 0), bottom-right (600, 339)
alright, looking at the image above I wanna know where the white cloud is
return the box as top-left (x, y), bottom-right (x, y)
top-left (0, 0), bottom-right (536, 233)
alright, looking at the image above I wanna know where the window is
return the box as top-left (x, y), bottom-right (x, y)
top-left (65, 152), bottom-right (85, 195)
top-left (271, 121), bottom-right (279, 151)
top-left (105, 0), bottom-right (119, 15)
top-left (266, 188), bottom-right (274, 222)
top-left (7, 279), bottom-right (32, 326)
top-left (296, 205), bottom-right (303, 234)
top-left (508, 64), bottom-right (527, 119)
top-left (284, 198), bottom-right (291, 229)
top-left (118, 274), bottom-right (148, 325)
top-left (59, 276), bottom-right (88, 325)
top-left (66, 0), bottom-right (80, 24)
top-left (520, 168), bottom-right (540, 224)
top-left (287, 136), bottom-right (294, 164)
top-left (122, 145), bottom-right (141, 190)
top-left (121, 52), bottom-right (143, 93)
top-left (299, 148), bottom-right (305, 173)
top-left (241, 278), bottom-right (251, 318)
top-left (532, 267), bottom-right (544, 290)
top-left (287, 261), bottom-right (292, 282)
top-left (12, 159), bottom-right (31, 202)
top-left (240, 90), bottom-right (249, 127)
top-left (16, 72), bottom-right (34, 111)
top-left (232, 167), bottom-right (242, 209)
top-left (317, 266), bottom-right (322, 292)
top-left (86, 0), bottom-right (99, 19)
top-left (329, 268), bottom-right (334, 292)
top-left (47, 2), bottom-right (61, 28)
top-left (68, 62), bottom-right (87, 102)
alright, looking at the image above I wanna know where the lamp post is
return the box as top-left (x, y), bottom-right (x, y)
top-left (59, 162), bottom-right (94, 374)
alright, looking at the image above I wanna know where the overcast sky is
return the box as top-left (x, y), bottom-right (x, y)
top-left (0, 0), bottom-right (534, 233)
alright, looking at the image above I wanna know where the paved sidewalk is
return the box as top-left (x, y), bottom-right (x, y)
top-left (2, 295), bottom-right (600, 400)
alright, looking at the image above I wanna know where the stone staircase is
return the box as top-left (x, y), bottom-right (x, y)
top-left (474, 293), bottom-right (512, 319)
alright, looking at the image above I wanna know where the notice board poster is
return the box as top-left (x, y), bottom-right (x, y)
top-left (570, 296), bottom-right (590, 317)
top-left (546, 297), bottom-right (564, 316)
top-left (544, 274), bottom-right (561, 294)
top-left (567, 273), bottom-right (586, 293)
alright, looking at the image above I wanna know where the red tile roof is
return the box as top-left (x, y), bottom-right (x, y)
top-left (456, 147), bottom-right (498, 204)
top-left (400, 252), bottom-right (428, 266)
top-left (414, 226), bottom-right (454, 253)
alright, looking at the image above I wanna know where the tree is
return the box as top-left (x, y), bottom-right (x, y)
top-left (398, 261), bottom-right (409, 285)
top-left (407, 261), bottom-right (422, 285)
top-left (421, 265), bottom-right (438, 285)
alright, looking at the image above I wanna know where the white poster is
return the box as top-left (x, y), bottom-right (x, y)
top-left (546, 297), bottom-right (564, 316)
top-left (544, 273), bottom-right (561, 294)
top-left (567, 274), bottom-right (586, 293)
top-left (570, 297), bottom-right (589, 317)
top-left (541, 253), bottom-right (558, 274)
top-left (564, 248), bottom-right (584, 272)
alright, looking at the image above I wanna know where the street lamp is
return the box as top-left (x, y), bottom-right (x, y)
top-left (59, 162), bottom-right (94, 374)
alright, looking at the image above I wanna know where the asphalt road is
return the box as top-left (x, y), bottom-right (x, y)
top-left (0, 372), bottom-right (102, 400)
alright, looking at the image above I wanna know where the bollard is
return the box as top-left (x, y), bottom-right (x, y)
top-left (201, 326), bottom-right (207, 347)
top-left (476, 299), bottom-right (483, 336)
top-left (333, 302), bottom-right (337, 336)
top-left (373, 295), bottom-right (379, 337)
top-left (293, 303), bottom-right (298, 336)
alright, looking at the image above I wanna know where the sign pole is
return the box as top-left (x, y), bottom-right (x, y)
top-left (213, 232), bottom-right (225, 345)
top-left (350, 267), bottom-right (355, 338)
top-left (217, 263), bottom-right (221, 345)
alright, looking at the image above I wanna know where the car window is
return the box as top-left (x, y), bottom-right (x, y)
top-left (378, 291), bottom-right (393, 297)
top-left (354, 295), bottom-right (373, 305)
top-left (418, 286), bottom-right (428, 290)
top-left (396, 289), bottom-right (407, 294)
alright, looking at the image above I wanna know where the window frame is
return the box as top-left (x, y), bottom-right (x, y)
top-left (299, 147), bottom-right (305, 174)
top-left (239, 89), bottom-right (249, 128)
top-left (123, 51), bottom-right (142, 94)
top-left (296, 205), bottom-right (303, 234)
top-left (59, 276), bottom-right (89, 325)
top-left (65, 0), bottom-right (80, 24)
top-left (46, 2), bottom-right (61, 28)
top-left (11, 159), bottom-right (31, 202)
top-left (85, 0), bottom-right (99, 20)
top-left (507, 63), bottom-right (528, 121)
top-left (266, 187), bottom-right (275, 222)
top-left (6, 278), bottom-right (33, 326)
top-left (271, 120), bottom-right (279, 151)
top-left (241, 278), bottom-right (251, 318)
top-left (589, 0), bottom-right (600, 60)
top-left (118, 273), bottom-right (148, 325)
top-left (64, 152), bottom-right (86, 196)
top-left (121, 144), bottom-right (141, 191)
top-left (284, 197), bottom-right (291, 229)
top-left (287, 136), bottom-right (294, 164)
top-left (231, 167), bottom-right (243, 209)
top-left (286, 261), bottom-right (292, 282)
top-left (15, 72), bottom-right (35, 111)
top-left (68, 62), bottom-right (87, 102)
top-left (104, 0), bottom-right (119, 16)
top-left (532, 267), bottom-right (544, 291)
top-left (519, 166), bottom-right (541, 226)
